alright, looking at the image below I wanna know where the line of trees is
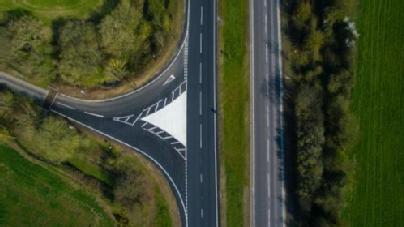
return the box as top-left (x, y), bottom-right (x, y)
top-left (0, 0), bottom-right (179, 87)
top-left (284, 0), bottom-right (358, 226)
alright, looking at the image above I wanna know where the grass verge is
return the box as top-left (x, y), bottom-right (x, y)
top-left (0, 142), bottom-right (114, 226)
top-left (218, 0), bottom-right (249, 226)
top-left (0, 0), bottom-right (103, 23)
top-left (344, 0), bottom-right (404, 225)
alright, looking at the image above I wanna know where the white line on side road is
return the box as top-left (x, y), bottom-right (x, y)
top-left (266, 143), bottom-right (269, 163)
top-left (84, 112), bottom-right (104, 118)
top-left (201, 209), bottom-right (204, 218)
top-left (267, 173), bottom-right (270, 198)
top-left (268, 209), bottom-right (271, 227)
top-left (200, 173), bottom-right (203, 183)
top-left (56, 102), bottom-right (75, 110)
top-left (267, 111), bottom-right (270, 127)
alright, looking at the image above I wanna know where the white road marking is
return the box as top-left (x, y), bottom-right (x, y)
top-left (268, 209), bottom-right (271, 227)
top-left (56, 102), bottom-right (75, 110)
top-left (199, 91), bottom-right (203, 115)
top-left (84, 112), bottom-right (104, 118)
top-left (200, 6), bottom-right (204, 25)
top-left (201, 209), bottom-right (204, 218)
top-left (200, 33), bottom-right (203, 53)
top-left (142, 91), bottom-right (187, 146)
top-left (199, 62), bottom-right (203, 84)
top-left (200, 124), bottom-right (203, 149)
top-left (267, 110), bottom-right (270, 127)
top-left (266, 142), bottom-right (270, 163)
top-left (163, 74), bottom-right (176, 85)
top-left (267, 173), bottom-right (270, 198)
top-left (200, 173), bottom-right (203, 183)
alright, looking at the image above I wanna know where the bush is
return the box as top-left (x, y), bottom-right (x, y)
top-left (6, 15), bottom-right (56, 85)
top-left (58, 21), bottom-right (104, 86)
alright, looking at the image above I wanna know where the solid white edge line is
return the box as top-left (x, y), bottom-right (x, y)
top-left (50, 109), bottom-right (187, 223)
top-left (185, 0), bottom-right (190, 225)
top-left (276, 0), bottom-right (286, 225)
top-left (213, 0), bottom-right (219, 225)
top-left (249, 0), bottom-right (256, 226)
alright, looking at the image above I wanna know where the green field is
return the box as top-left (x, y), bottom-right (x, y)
top-left (0, 0), bottom-right (102, 22)
top-left (219, 0), bottom-right (249, 226)
top-left (345, 0), bottom-right (404, 226)
top-left (0, 143), bottom-right (114, 226)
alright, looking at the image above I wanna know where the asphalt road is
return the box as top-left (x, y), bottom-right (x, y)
top-left (187, 0), bottom-right (218, 226)
top-left (0, 0), bottom-right (219, 226)
top-left (250, 0), bottom-right (286, 226)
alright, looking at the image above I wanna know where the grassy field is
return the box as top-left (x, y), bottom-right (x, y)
top-left (0, 0), bottom-right (102, 22)
top-left (0, 143), bottom-right (114, 226)
top-left (345, 0), bottom-right (404, 226)
top-left (219, 0), bottom-right (249, 226)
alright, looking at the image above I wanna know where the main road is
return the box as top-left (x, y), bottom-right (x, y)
top-left (0, 0), bottom-right (219, 226)
top-left (250, 0), bottom-right (286, 227)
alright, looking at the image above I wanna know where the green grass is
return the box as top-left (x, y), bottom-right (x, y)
top-left (68, 157), bottom-right (112, 185)
top-left (219, 0), bottom-right (249, 226)
top-left (0, 0), bottom-right (102, 22)
top-left (344, 0), bottom-right (404, 226)
top-left (154, 187), bottom-right (173, 227)
top-left (0, 143), bottom-right (114, 226)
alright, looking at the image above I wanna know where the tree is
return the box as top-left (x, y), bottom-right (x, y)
top-left (7, 15), bottom-right (55, 84)
top-left (99, 0), bottom-right (142, 58)
top-left (113, 156), bottom-right (148, 210)
top-left (58, 21), bottom-right (103, 86)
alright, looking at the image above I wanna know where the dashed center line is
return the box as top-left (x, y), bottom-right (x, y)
top-left (200, 173), bottom-right (203, 183)
top-left (199, 91), bottom-right (203, 115)
top-left (199, 124), bottom-right (203, 149)
top-left (200, 33), bottom-right (203, 53)
top-left (199, 62), bottom-right (203, 84)
top-left (200, 6), bottom-right (204, 25)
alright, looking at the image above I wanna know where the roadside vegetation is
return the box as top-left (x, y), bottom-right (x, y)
top-left (0, 87), bottom-right (177, 226)
top-left (0, 0), bottom-right (182, 90)
top-left (343, 0), bottom-right (404, 226)
top-left (219, 0), bottom-right (249, 226)
top-left (0, 143), bottom-right (114, 226)
top-left (283, 0), bottom-right (358, 225)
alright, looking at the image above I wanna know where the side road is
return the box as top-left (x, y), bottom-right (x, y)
top-left (250, 0), bottom-right (286, 226)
